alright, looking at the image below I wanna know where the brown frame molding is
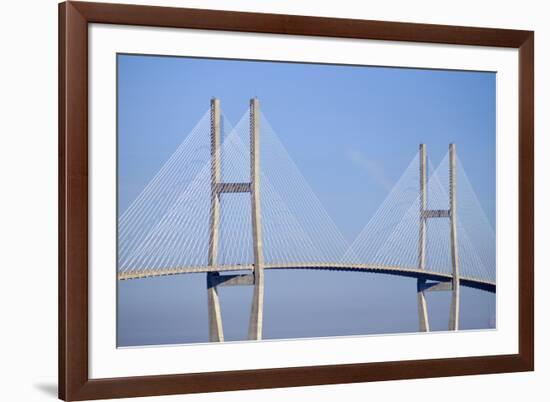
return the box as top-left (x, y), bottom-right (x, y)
top-left (59, 1), bottom-right (534, 400)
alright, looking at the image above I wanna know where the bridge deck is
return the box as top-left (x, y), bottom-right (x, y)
top-left (118, 263), bottom-right (496, 293)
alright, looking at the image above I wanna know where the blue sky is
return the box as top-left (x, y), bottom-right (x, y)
top-left (117, 54), bottom-right (496, 346)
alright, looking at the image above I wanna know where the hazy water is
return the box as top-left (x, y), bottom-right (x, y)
top-left (117, 270), bottom-right (495, 347)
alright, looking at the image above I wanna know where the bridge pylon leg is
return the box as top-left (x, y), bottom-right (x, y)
top-left (417, 280), bottom-right (430, 332)
top-left (448, 143), bottom-right (460, 331)
top-left (207, 273), bottom-right (224, 342)
top-left (417, 144), bottom-right (430, 332)
top-left (248, 269), bottom-right (264, 340)
top-left (248, 97), bottom-right (265, 341)
top-left (207, 98), bottom-right (224, 342)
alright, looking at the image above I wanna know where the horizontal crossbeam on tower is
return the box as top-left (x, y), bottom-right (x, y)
top-left (418, 280), bottom-right (452, 292)
top-left (422, 209), bottom-right (451, 218)
top-left (216, 182), bottom-right (251, 194)
top-left (211, 273), bottom-right (255, 287)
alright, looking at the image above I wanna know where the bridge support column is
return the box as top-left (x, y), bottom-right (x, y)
top-left (248, 97), bottom-right (265, 341)
top-left (416, 143), bottom-right (460, 332)
top-left (207, 98), bottom-right (224, 342)
top-left (207, 273), bottom-right (224, 342)
top-left (205, 98), bottom-right (266, 342)
top-left (417, 144), bottom-right (430, 332)
top-left (448, 143), bottom-right (460, 331)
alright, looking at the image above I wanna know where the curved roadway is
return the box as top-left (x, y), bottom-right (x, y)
top-left (118, 262), bottom-right (496, 293)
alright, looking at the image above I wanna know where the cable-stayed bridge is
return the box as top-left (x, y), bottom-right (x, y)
top-left (118, 98), bottom-right (496, 342)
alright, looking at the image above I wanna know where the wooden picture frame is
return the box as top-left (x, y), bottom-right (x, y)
top-left (59, 1), bottom-right (534, 400)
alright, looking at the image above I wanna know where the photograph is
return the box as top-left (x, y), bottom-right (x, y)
top-left (116, 54), bottom-right (497, 347)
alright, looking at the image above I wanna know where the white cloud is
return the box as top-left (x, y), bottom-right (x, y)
top-left (347, 149), bottom-right (393, 191)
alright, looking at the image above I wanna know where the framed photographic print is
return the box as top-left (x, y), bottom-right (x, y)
top-left (59, 1), bottom-right (534, 400)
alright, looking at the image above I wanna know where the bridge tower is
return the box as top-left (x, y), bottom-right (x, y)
top-left (206, 97), bottom-right (265, 342)
top-left (417, 143), bottom-right (460, 332)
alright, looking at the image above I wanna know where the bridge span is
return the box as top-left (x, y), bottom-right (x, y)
top-left (118, 263), bottom-right (496, 293)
